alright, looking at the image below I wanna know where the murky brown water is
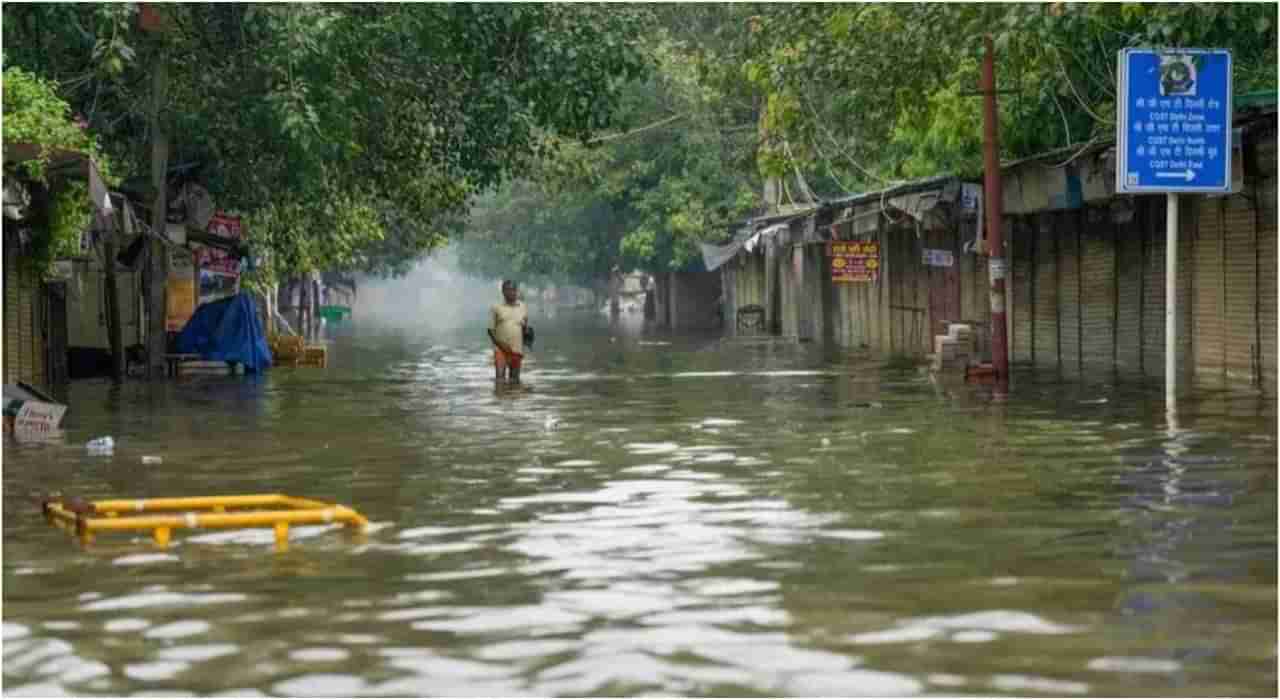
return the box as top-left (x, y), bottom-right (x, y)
top-left (4, 313), bottom-right (1276, 696)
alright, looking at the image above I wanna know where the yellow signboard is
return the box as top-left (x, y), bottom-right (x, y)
top-left (166, 276), bottom-right (196, 332)
top-left (828, 240), bottom-right (880, 283)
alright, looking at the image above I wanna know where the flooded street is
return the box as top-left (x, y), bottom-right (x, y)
top-left (3, 313), bottom-right (1276, 697)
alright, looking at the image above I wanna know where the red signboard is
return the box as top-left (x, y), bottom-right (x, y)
top-left (196, 213), bottom-right (242, 276)
top-left (828, 240), bottom-right (880, 283)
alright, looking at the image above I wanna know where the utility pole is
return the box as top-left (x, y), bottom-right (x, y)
top-left (981, 35), bottom-right (1010, 399)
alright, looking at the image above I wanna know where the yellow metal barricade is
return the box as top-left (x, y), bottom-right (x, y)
top-left (42, 494), bottom-right (369, 550)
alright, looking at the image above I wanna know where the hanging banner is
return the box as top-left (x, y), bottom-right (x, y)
top-left (196, 213), bottom-right (242, 306)
top-left (196, 213), bottom-right (242, 276)
top-left (198, 269), bottom-right (239, 307)
top-left (828, 240), bottom-right (880, 283)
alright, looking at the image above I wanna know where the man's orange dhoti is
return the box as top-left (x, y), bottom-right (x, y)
top-left (494, 347), bottom-right (523, 372)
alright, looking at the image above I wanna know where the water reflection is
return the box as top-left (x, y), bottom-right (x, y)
top-left (2, 314), bottom-right (1275, 696)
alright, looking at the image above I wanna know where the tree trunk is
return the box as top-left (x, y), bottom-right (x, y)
top-left (265, 284), bottom-right (275, 335)
top-left (311, 276), bottom-right (321, 339)
top-left (146, 46), bottom-right (170, 378)
top-left (298, 278), bottom-right (310, 339)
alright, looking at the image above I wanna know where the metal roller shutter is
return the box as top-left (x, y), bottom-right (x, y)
top-left (1058, 211), bottom-right (1083, 376)
top-left (1115, 205), bottom-right (1145, 373)
top-left (1193, 197), bottom-right (1227, 383)
top-left (1033, 213), bottom-right (1060, 370)
top-left (1010, 217), bottom-right (1034, 364)
top-left (1142, 197), bottom-right (1168, 378)
top-left (1080, 207), bottom-right (1116, 372)
top-left (3, 236), bottom-right (19, 384)
top-left (1253, 123), bottom-right (1276, 393)
top-left (1178, 195), bottom-right (1197, 384)
top-left (1221, 195), bottom-right (1259, 385)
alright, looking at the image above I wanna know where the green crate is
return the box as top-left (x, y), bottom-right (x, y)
top-left (317, 305), bottom-right (351, 322)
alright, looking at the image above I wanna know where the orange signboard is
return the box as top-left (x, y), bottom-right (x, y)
top-left (166, 277), bottom-right (196, 332)
top-left (166, 248), bottom-right (197, 332)
top-left (828, 240), bottom-right (880, 283)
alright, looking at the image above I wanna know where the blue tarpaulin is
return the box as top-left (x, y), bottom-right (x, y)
top-left (175, 293), bottom-right (272, 372)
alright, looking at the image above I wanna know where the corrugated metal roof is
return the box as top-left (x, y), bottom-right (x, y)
top-left (721, 97), bottom-right (1276, 241)
top-left (821, 174), bottom-right (964, 212)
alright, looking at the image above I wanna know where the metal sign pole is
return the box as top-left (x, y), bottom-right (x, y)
top-left (1165, 192), bottom-right (1178, 411)
top-left (1115, 48), bottom-right (1231, 421)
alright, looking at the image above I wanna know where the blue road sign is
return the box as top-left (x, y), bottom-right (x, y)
top-left (1116, 49), bottom-right (1233, 194)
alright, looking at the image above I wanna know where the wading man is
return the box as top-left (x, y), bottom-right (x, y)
top-left (489, 280), bottom-right (529, 384)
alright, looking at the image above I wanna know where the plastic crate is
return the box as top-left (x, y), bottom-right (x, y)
top-left (299, 345), bottom-right (327, 369)
top-left (269, 334), bottom-right (306, 367)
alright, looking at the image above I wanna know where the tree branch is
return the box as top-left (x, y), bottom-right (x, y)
top-left (586, 113), bottom-right (685, 144)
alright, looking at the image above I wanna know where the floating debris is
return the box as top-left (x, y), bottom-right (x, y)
top-left (86, 437), bottom-right (114, 455)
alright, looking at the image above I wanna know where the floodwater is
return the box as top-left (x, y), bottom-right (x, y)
top-left (4, 312), bottom-right (1276, 697)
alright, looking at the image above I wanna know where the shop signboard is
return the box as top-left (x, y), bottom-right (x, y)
top-left (828, 240), bottom-right (880, 283)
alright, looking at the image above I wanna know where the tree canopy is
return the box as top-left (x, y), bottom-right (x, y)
top-left (456, 5), bottom-right (763, 285)
top-left (1, 65), bottom-right (118, 276)
top-left (3, 3), bottom-right (1274, 290)
top-left (2, 3), bottom-right (650, 281)
top-left (456, 2), bottom-right (1276, 289)
top-left (744, 3), bottom-right (1277, 185)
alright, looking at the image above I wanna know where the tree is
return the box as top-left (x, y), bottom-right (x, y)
top-left (2, 3), bottom-right (650, 280)
top-left (456, 4), bottom-right (764, 287)
top-left (2, 64), bottom-right (126, 379)
top-left (742, 3), bottom-right (1277, 186)
top-left (1, 65), bottom-right (114, 277)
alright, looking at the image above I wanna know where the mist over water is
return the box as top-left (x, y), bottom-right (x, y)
top-left (354, 247), bottom-right (504, 334)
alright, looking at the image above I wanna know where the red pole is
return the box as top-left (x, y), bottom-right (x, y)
top-left (982, 35), bottom-right (1010, 399)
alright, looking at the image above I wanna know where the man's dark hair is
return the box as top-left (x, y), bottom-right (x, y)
top-left (502, 279), bottom-right (517, 289)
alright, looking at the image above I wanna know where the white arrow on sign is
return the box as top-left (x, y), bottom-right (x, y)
top-left (1155, 169), bottom-right (1195, 181)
